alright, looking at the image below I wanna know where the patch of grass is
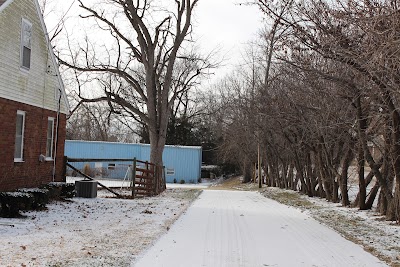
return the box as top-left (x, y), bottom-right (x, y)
top-left (168, 188), bottom-right (201, 202)
top-left (210, 176), bottom-right (267, 191)
top-left (261, 188), bottom-right (315, 209)
top-left (210, 176), bottom-right (243, 190)
top-left (388, 246), bottom-right (400, 252)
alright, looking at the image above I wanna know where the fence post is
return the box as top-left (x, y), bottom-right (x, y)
top-left (158, 166), bottom-right (161, 193)
top-left (154, 165), bottom-right (159, 195)
top-left (62, 156), bottom-right (68, 182)
top-left (131, 158), bottom-right (136, 198)
top-left (163, 166), bottom-right (166, 190)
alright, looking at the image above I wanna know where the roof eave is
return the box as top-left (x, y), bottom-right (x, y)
top-left (0, 0), bottom-right (14, 13)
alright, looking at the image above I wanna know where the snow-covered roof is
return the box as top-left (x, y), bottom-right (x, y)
top-left (67, 140), bottom-right (202, 150)
top-left (201, 165), bottom-right (219, 170)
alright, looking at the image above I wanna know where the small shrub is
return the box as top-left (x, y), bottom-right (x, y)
top-left (83, 164), bottom-right (95, 177)
top-left (0, 192), bottom-right (34, 218)
top-left (179, 179), bottom-right (185, 184)
top-left (173, 178), bottom-right (177, 183)
top-left (17, 188), bottom-right (49, 209)
top-left (43, 182), bottom-right (75, 199)
top-left (61, 183), bottom-right (76, 198)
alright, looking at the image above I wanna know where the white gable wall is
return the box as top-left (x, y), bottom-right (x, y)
top-left (0, 0), bottom-right (68, 114)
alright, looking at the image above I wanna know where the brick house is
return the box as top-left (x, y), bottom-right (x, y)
top-left (0, 0), bottom-right (69, 191)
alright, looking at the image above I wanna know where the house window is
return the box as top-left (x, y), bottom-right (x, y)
top-left (14, 111), bottom-right (26, 162)
top-left (46, 117), bottom-right (55, 159)
top-left (108, 163), bottom-right (116, 170)
top-left (20, 18), bottom-right (32, 70)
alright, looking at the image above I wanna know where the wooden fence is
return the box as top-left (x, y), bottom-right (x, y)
top-left (132, 159), bottom-right (166, 197)
top-left (64, 157), bottom-right (166, 198)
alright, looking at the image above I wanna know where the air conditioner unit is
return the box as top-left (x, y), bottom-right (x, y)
top-left (75, 180), bottom-right (97, 198)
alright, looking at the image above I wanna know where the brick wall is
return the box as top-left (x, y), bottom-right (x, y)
top-left (0, 97), bottom-right (66, 191)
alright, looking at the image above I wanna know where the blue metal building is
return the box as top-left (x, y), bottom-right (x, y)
top-left (64, 140), bottom-right (202, 183)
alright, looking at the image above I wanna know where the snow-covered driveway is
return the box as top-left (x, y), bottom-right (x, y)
top-left (133, 190), bottom-right (388, 267)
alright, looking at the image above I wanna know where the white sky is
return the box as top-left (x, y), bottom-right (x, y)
top-left (44, 0), bottom-right (263, 84)
top-left (192, 0), bottom-right (263, 82)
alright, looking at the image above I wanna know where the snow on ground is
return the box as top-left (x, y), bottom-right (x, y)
top-left (66, 177), bottom-right (215, 190)
top-left (210, 176), bottom-right (400, 266)
top-left (0, 188), bottom-right (200, 267)
top-left (2, 175), bottom-right (398, 267)
top-left (133, 190), bottom-right (388, 267)
top-left (261, 187), bottom-right (400, 266)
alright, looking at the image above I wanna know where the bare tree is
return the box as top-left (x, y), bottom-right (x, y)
top-left (58, 0), bottom-right (203, 167)
top-left (66, 100), bottom-right (136, 142)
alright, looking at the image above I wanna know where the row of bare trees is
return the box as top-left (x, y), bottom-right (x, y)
top-left (213, 0), bottom-right (400, 222)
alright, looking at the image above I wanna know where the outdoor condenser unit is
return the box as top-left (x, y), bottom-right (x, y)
top-left (75, 180), bottom-right (97, 198)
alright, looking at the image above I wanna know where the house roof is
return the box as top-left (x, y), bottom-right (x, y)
top-left (0, 0), bottom-right (7, 7)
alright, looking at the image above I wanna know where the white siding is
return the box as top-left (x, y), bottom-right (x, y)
top-left (0, 0), bottom-right (68, 114)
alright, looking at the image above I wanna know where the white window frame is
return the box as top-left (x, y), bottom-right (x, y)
top-left (45, 117), bottom-right (55, 160)
top-left (20, 18), bottom-right (32, 71)
top-left (14, 110), bottom-right (26, 162)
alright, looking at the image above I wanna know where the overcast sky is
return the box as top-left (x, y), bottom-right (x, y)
top-left (193, 0), bottom-right (263, 81)
top-left (44, 0), bottom-right (263, 84)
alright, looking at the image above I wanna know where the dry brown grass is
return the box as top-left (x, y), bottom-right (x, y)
top-left (208, 176), bottom-right (265, 191)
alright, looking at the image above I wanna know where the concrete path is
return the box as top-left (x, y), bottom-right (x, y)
top-left (133, 190), bottom-right (388, 267)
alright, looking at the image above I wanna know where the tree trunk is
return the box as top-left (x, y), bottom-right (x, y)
top-left (365, 180), bottom-right (380, 210)
top-left (306, 153), bottom-right (315, 197)
top-left (394, 184), bottom-right (400, 224)
top-left (316, 150), bottom-right (332, 201)
top-left (353, 162), bottom-right (382, 207)
top-left (294, 154), bottom-right (309, 195)
top-left (355, 95), bottom-right (368, 210)
top-left (356, 94), bottom-right (395, 219)
top-left (148, 106), bottom-right (168, 168)
top-left (288, 163), bottom-right (294, 190)
top-left (282, 162), bottom-right (288, 189)
top-left (242, 158), bottom-right (252, 183)
top-left (339, 147), bottom-right (353, 206)
top-left (389, 108), bottom-right (400, 222)
top-left (358, 146), bottom-right (367, 210)
top-left (377, 189), bottom-right (388, 215)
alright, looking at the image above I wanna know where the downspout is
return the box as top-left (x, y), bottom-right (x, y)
top-left (52, 88), bottom-right (61, 182)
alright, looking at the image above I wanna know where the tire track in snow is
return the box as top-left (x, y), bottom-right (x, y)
top-left (201, 191), bottom-right (249, 266)
top-left (246, 193), bottom-right (349, 266)
top-left (133, 190), bottom-right (388, 267)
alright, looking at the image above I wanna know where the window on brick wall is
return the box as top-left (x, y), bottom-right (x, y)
top-left (20, 18), bottom-right (32, 70)
top-left (46, 117), bottom-right (55, 159)
top-left (14, 110), bottom-right (25, 162)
